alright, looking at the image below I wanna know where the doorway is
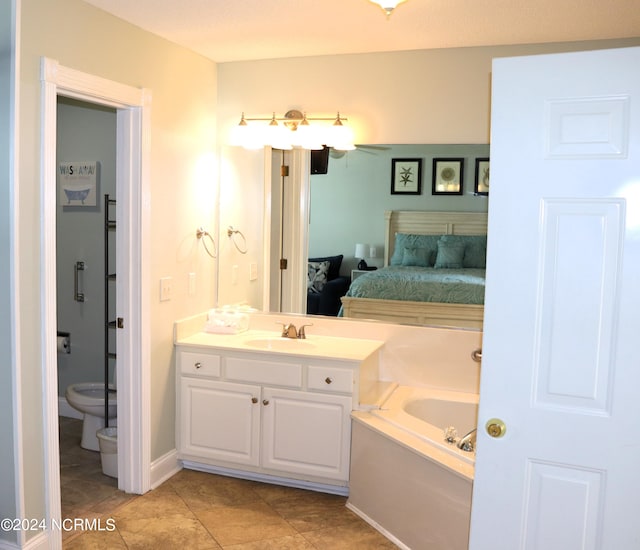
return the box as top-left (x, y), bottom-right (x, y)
top-left (55, 97), bottom-right (118, 508)
top-left (41, 58), bottom-right (151, 546)
top-left (266, 148), bottom-right (310, 314)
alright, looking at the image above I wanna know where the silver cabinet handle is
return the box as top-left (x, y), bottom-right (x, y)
top-left (74, 261), bottom-right (85, 302)
top-left (471, 348), bottom-right (482, 362)
top-left (194, 362), bottom-right (202, 369)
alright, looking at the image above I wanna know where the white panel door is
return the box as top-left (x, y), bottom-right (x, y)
top-left (470, 46), bottom-right (640, 549)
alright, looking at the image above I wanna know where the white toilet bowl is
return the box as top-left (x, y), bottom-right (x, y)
top-left (65, 382), bottom-right (117, 451)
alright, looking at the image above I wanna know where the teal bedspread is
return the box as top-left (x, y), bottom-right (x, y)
top-left (344, 266), bottom-right (486, 305)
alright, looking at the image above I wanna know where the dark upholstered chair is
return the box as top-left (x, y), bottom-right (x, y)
top-left (306, 254), bottom-right (350, 316)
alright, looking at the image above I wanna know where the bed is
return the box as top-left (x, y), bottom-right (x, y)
top-left (340, 210), bottom-right (488, 328)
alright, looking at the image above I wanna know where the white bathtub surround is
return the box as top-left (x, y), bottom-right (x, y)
top-left (348, 418), bottom-right (473, 550)
top-left (371, 385), bottom-right (478, 470)
top-left (348, 385), bottom-right (478, 549)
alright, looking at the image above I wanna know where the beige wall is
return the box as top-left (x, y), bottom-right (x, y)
top-left (17, 0), bottom-right (218, 525)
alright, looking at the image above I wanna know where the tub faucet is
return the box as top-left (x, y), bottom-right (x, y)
top-left (457, 428), bottom-right (477, 452)
top-left (279, 323), bottom-right (313, 339)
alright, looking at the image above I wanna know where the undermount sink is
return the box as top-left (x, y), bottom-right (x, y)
top-left (243, 337), bottom-right (317, 351)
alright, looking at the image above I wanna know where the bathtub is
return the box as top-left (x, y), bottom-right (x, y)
top-left (372, 385), bottom-right (479, 471)
top-left (347, 386), bottom-right (479, 550)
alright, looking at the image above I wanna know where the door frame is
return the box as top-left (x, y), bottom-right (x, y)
top-left (262, 148), bottom-right (310, 313)
top-left (40, 57), bottom-right (151, 542)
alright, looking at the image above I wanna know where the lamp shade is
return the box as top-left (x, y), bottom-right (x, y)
top-left (355, 243), bottom-right (367, 259)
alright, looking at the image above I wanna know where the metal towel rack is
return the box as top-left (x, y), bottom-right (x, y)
top-left (196, 227), bottom-right (217, 258)
top-left (227, 226), bottom-right (248, 254)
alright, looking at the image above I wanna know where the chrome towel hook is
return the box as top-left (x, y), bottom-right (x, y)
top-left (227, 226), bottom-right (248, 254)
top-left (196, 227), bottom-right (217, 258)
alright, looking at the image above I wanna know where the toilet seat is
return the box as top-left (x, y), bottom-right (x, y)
top-left (65, 382), bottom-right (117, 451)
top-left (66, 382), bottom-right (117, 412)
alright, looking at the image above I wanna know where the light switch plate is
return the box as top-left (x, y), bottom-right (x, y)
top-left (160, 277), bottom-right (172, 301)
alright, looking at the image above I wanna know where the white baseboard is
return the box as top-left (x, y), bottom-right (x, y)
top-left (345, 502), bottom-right (409, 550)
top-left (58, 396), bottom-right (82, 419)
top-left (150, 449), bottom-right (181, 489)
top-left (0, 530), bottom-right (53, 550)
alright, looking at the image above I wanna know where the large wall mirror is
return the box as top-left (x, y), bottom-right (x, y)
top-left (270, 143), bottom-right (490, 327)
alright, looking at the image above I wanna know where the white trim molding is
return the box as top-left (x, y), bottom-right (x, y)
top-left (40, 57), bottom-right (151, 548)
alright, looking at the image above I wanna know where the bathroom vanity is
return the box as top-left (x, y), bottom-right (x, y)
top-left (175, 328), bottom-right (384, 494)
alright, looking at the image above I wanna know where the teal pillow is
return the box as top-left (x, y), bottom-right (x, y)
top-left (401, 247), bottom-right (431, 267)
top-left (434, 240), bottom-right (465, 268)
top-left (390, 234), bottom-right (439, 266)
top-left (439, 235), bottom-right (487, 268)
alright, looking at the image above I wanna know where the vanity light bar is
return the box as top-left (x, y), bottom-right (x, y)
top-left (230, 109), bottom-right (355, 151)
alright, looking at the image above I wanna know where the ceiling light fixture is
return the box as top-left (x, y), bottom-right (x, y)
top-left (369, 0), bottom-right (408, 16)
top-left (230, 110), bottom-right (355, 151)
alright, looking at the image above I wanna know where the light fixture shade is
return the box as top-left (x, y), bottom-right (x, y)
top-left (264, 115), bottom-right (292, 150)
top-left (292, 117), bottom-right (324, 150)
top-left (369, 0), bottom-right (408, 15)
top-left (325, 113), bottom-right (355, 151)
top-left (355, 243), bottom-right (368, 259)
top-left (230, 114), bottom-right (265, 150)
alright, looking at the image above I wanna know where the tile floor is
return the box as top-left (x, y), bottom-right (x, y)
top-left (59, 417), bottom-right (398, 549)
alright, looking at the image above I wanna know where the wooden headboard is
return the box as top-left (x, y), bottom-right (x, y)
top-left (384, 210), bottom-right (488, 266)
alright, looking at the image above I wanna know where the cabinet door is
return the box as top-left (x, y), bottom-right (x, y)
top-left (261, 387), bottom-right (352, 481)
top-left (180, 378), bottom-right (260, 466)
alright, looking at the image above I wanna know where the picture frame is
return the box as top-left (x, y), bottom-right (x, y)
top-left (474, 157), bottom-right (490, 195)
top-left (391, 158), bottom-right (422, 195)
top-left (58, 161), bottom-right (99, 207)
top-left (432, 158), bottom-right (464, 195)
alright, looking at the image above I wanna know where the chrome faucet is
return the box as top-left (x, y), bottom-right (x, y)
top-left (457, 428), bottom-right (477, 452)
top-left (279, 323), bottom-right (313, 339)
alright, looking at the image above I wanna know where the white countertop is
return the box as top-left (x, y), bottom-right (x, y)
top-left (176, 329), bottom-right (384, 362)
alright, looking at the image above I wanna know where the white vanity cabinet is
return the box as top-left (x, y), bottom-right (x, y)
top-left (176, 342), bottom-right (375, 491)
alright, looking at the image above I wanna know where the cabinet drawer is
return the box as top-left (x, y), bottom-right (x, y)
top-left (308, 366), bottom-right (354, 394)
top-left (226, 357), bottom-right (302, 388)
top-left (180, 351), bottom-right (221, 377)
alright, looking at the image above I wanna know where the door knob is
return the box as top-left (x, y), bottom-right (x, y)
top-left (485, 418), bottom-right (506, 438)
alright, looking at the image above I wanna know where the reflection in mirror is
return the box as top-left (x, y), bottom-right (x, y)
top-left (303, 144), bottom-right (490, 327)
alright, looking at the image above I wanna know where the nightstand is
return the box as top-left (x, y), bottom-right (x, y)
top-left (351, 269), bottom-right (375, 281)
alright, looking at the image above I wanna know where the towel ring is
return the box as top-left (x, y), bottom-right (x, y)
top-left (196, 227), bottom-right (217, 258)
top-left (227, 226), bottom-right (248, 254)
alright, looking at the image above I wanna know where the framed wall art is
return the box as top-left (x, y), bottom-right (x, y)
top-left (432, 158), bottom-right (463, 195)
top-left (58, 161), bottom-right (99, 207)
top-left (474, 157), bottom-right (490, 195)
top-left (391, 158), bottom-right (422, 195)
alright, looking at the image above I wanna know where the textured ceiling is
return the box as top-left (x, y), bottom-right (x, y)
top-left (82, 0), bottom-right (640, 62)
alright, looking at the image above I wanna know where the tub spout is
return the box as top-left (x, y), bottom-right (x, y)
top-left (457, 428), bottom-right (477, 452)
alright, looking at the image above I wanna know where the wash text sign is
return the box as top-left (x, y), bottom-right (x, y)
top-left (58, 161), bottom-right (98, 206)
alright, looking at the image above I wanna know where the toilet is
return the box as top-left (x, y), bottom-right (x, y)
top-left (65, 383), bottom-right (117, 451)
